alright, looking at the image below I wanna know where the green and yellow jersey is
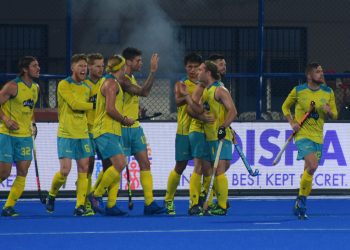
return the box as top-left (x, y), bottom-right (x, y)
top-left (177, 77), bottom-right (197, 135)
top-left (122, 74), bottom-right (140, 128)
top-left (202, 81), bottom-right (233, 141)
top-left (282, 83), bottom-right (337, 144)
top-left (93, 74), bottom-right (124, 138)
top-left (0, 77), bottom-right (38, 137)
top-left (84, 76), bottom-right (103, 133)
top-left (57, 77), bottom-right (93, 139)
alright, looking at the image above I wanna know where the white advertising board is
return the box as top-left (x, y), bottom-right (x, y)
top-left (1, 122), bottom-right (349, 191)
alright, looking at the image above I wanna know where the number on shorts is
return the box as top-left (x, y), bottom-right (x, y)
top-left (84, 144), bottom-right (91, 153)
top-left (21, 147), bottom-right (31, 156)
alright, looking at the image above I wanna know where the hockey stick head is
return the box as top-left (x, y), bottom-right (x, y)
top-left (152, 112), bottom-right (162, 117)
top-left (39, 191), bottom-right (48, 204)
top-left (249, 169), bottom-right (260, 177)
top-left (128, 202), bottom-right (134, 210)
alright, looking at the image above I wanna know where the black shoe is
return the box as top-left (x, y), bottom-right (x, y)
top-left (74, 205), bottom-right (87, 216)
top-left (105, 205), bottom-right (128, 216)
top-left (144, 201), bottom-right (167, 215)
top-left (188, 205), bottom-right (203, 216)
top-left (293, 195), bottom-right (308, 219)
top-left (46, 195), bottom-right (55, 213)
top-left (1, 206), bottom-right (19, 217)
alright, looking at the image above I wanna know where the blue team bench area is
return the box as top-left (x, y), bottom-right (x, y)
top-left (0, 197), bottom-right (349, 250)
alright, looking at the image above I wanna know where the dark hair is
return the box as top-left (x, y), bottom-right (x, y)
top-left (122, 47), bottom-right (142, 61)
top-left (208, 54), bottom-right (225, 61)
top-left (18, 56), bottom-right (37, 76)
top-left (184, 52), bottom-right (202, 66)
top-left (204, 60), bottom-right (220, 80)
top-left (305, 62), bottom-right (321, 75)
top-left (87, 53), bottom-right (104, 65)
top-left (71, 53), bottom-right (87, 64)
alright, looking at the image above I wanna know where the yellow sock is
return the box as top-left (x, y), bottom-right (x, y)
top-left (189, 172), bottom-right (201, 207)
top-left (107, 175), bottom-right (120, 208)
top-left (94, 167), bottom-right (119, 197)
top-left (4, 176), bottom-right (26, 208)
top-left (91, 170), bottom-right (104, 193)
top-left (49, 172), bottom-right (67, 197)
top-left (214, 174), bottom-right (228, 209)
top-left (140, 170), bottom-right (154, 206)
top-left (299, 170), bottom-right (313, 196)
top-left (76, 173), bottom-right (88, 208)
top-left (164, 169), bottom-right (181, 202)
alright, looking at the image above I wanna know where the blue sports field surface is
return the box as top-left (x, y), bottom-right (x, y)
top-left (1, 197), bottom-right (349, 250)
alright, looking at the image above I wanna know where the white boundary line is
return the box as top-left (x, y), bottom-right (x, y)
top-left (1, 228), bottom-right (350, 236)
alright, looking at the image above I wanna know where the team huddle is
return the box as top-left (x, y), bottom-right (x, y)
top-left (0, 48), bottom-right (338, 219)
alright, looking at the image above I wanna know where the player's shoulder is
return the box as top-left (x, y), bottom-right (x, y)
top-left (295, 83), bottom-right (308, 93)
top-left (319, 84), bottom-right (333, 93)
top-left (58, 76), bottom-right (71, 85)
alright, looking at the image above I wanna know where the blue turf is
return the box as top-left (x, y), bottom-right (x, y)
top-left (1, 198), bottom-right (350, 250)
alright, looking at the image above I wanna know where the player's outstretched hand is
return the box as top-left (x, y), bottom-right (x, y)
top-left (178, 82), bottom-right (189, 97)
top-left (291, 121), bottom-right (301, 132)
top-left (4, 118), bottom-right (19, 130)
top-left (323, 103), bottom-right (331, 114)
top-left (150, 53), bottom-right (159, 73)
top-left (122, 117), bottom-right (135, 127)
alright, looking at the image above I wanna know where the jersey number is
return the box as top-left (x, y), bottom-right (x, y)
top-left (84, 144), bottom-right (91, 153)
top-left (21, 147), bottom-right (31, 156)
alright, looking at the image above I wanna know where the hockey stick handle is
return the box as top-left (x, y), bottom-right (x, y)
top-left (272, 101), bottom-right (315, 165)
top-left (137, 112), bottom-right (162, 121)
top-left (203, 140), bottom-right (223, 210)
top-left (125, 163), bottom-right (133, 210)
top-left (32, 136), bottom-right (46, 204)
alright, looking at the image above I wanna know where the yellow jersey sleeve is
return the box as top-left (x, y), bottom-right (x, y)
top-left (282, 87), bottom-right (297, 117)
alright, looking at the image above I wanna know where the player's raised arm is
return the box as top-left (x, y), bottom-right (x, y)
top-left (120, 53), bottom-right (158, 97)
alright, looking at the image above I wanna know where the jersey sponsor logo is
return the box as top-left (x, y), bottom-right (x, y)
top-left (203, 101), bottom-right (210, 111)
top-left (23, 99), bottom-right (34, 109)
top-left (89, 94), bottom-right (97, 103)
top-left (309, 110), bottom-right (319, 120)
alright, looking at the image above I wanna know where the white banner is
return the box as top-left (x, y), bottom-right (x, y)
top-left (1, 122), bottom-right (349, 191)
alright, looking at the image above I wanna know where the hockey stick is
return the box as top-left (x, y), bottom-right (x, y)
top-left (125, 160), bottom-right (133, 210)
top-left (273, 101), bottom-right (315, 165)
top-left (203, 140), bottom-right (223, 211)
top-left (32, 136), bottom-right (47, 204)
top-left (137, 112), bottom-right (162, 121)
top-left (230, 128), bottom-right (259, 177)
